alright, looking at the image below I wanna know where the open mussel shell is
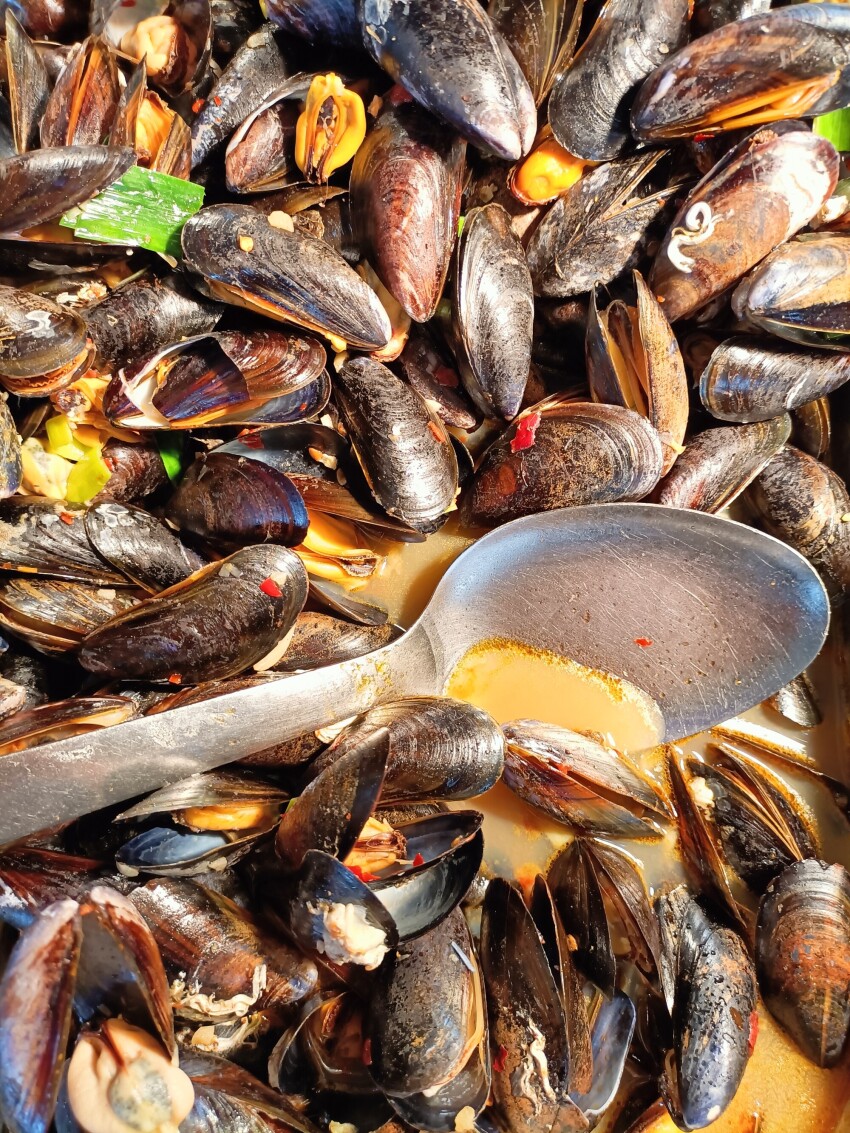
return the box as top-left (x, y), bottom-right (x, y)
top-left (130, 877), bottom-right (318, 1020)
top-left (0, 397), bottom-right (21, 500)
top-left (263, 0), bottom-right (358, 46)
top-left (180, 1048), bottom-right (318, 1133)
top-left (84, 275), bottom-right (223, 372)
top-left (0, 144), bottom-right (134, 236)
top-left (453, 203), bottom-right (533, 421)
top-left (104, 328), bottom-right (328, 429)
top-left (95, 0), bottom-right (212, 96)
top-left (464, 400), bottom-right (663, 527)
top-left (549, 0), bottom-right (689, 161)
top-left (192, 21), bottom-right (292, 170)
top-left (480, 878), bottom-right (572, 1133)
top-left (632, 4), bottom-right (850, 142)
top-left (701, 336), bottom-right (850, 422)
top-left (40, 34), bottom-right (121, 147)
top-left (659, 890), bottom-right (757, 1131)
top-left (650, 124), bottom-right (838, 323)
top-left (397, 324), bottom-right (478, 432)
top-left (503, 719), bottom-right (670, 839)
top-left (656, 416), bottom-right (791, 514)
top-left (0, 578), bottom-right (141, 653)
top-left (311, 697), bottom-right (505, 804)
top-left (0, 695), bottom-right (135, 756)
top-left (116, 768), bottom-right (287, 823)
top-left (181, 204), bottom-right (392, 351)
top-left (165, 452), bottom-right (309, 550)
top-left (78, 545), bottom-right (308, 683)
top-left (526, 151), bottom-right (674, 299)
top-left (490, 0), bottom-right (583, 106)
top-left (276, 613), bottom-right (400, 671)
top-left (732, 236), bottom-right (850, 351)
top-left (367, 906), bottom-right (489, 1128)
top-left (766, 672), bottom-right (822, 728)
top-left (0, 499), bottom-right (123, 584)
top-left (5, 10), bottom-right (50, 154)
top-left (588, 272), bottom-right (689, 473)
top-left (359, 0), bottom-right (535, 162)
top-left (757, 859), bottom-right (850, 1068)
top-left (0, 284), bottom-right (93, 396)
top-left (116, 824), bottom-right (269, 878)
top-left (350, 98), bottom-right (465, 324)
top-left (85, 501), bottom-right (205, 593)
top-left (334, 357), bottom-right (459, 534)
top-left (0, 846), bottom-right (102, 930)
top-left (547, 839), bottom-right (616, 995)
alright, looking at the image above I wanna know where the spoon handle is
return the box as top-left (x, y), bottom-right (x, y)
top-left (0, 622), bottom-right (439, 846)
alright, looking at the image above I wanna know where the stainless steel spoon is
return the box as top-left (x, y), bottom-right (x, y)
top-left (0, 504), bottom-right (829, 845)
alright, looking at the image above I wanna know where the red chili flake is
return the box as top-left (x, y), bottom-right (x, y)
top-left (427, 420), bottom-right (447, 443)
top-left (213, 95), bottom-right (222, 106)
top-left (120, 0), bottom-right (136, 6)
top-left (192, 98), bottom-right (205, 113)
top-left (240, 432), bottom-right (264, 449)
top-left (693, 132), bottom-right (714, 142)
top-left (168, 673), bottom-right (182, 685)
top-left (387, 84), bottom-right (415, 106)
top-left (634, 637), bottom-right (653, 648)
top-left (298, 402), bottom-right (308, 412)
top-left (412, 852), bottom-right (425, 867)
top-left (260, 578), bottom-right (283, 598)
top-left (493, 1045), bottom-right (509, 1073)
top-left (59, 512), bottom-right (75, 525)
top-left (748, 1010), bottom-right (759, 1055)
top-left (348, 864), bottom-right (378, 882)
top-left (510, 412), bottom-right (541, 453)
top-left (362, 1038), bottom-right (373, 1066)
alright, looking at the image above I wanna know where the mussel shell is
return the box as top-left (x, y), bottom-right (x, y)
top-left (5, 10), bottom-right (50, 154)
top-left (0, 694), bottom-right (135, 755)
top-left (311, 697), bottom-right (505, 803)
top-left (0, 284), bottom-right (93, 395)
top-left (490, 0), bottom-right (584, 105)
top-left (84, 275), bottom-right (223, 372)
top-left (397, 324), bottom-right (478, 432)
top-left (0, 144), bottom-right (134, 235)
top-left (656, 416), bottom-right (791, 514)
top-left (549, 0), bottom-right (689, 161)
top-left (350, 100), bottom-right (466, 324)
top-left (464, 400), bottom-right (663, 527)
top-left (85, 501), bottom-right (205, 592)
top-left (756, 859), bottom-right (850, 1068)
top-left (359, 0), bottom-right (536, 162)
top-left (732, 235), bottom-right (850, 351)
top-left (116, 825), bottom-right (266, 878)
top-left (334, 357), bottom-right (459, 534)
top-left (263, 0), bottom-right (358, 46)
top-left (480, 878), bottom-right (570, 1133)
top-left (40, 35), bottom-right (120, 148)
top-left (570, 988), bottom-right (635, 1124)
top-left (275, 613), bottom-right (400, 671)
top-left (181, 204), bottom-right (392, 350)
top-left (701, 336), bottom-right (850, 422)
top-left (454, 203), bottom-right (533, 421)
top-left (165, 453), bottom-right (308, 550)
top-left (0, 396), bottom-right (22, 499)
top-left (632, 4), bottom-right (850, 141)
top-left (526, 151), bottom-right (673, 299)
top-left (116, 768), bottom-right (287, 821)
top-left (0, 578), bottom-right (141, 653)
top-left (78, 545), bottom-right (308, 683)
top-left (649, 124), bottom-right (838, 323)
top-left (224, 90), bottom-right (300, 194)
top-left (130, 877), bottom-right (318, 1017)
top-left (0, 502), bottom-right (102, 584)
top-left (547, 839), bottom-right (615, 995)
top-left (0, 846), bottom-right (102, 930)
top-left (765, 672), bottom-right (822, 728)
top-left (191, 22), bottom-right (291, 169)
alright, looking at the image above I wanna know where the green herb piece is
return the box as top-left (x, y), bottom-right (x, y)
top-left (60, 166), bottom-right (204, 258)
top-left (155, 432), bottom-right (186, 482)
top-left (814, 108), bottom-right (850, 153)
top-left (457, 214), bottom-right (466, 237)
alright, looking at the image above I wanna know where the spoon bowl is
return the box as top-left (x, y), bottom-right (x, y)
top-left (0, 504), bottom-right (829, 845)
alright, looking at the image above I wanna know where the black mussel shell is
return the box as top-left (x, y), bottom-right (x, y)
top-left (547, 839), bottom-right (615, 995)
top-left (84, 501), bottom-right (205, 592)
top-left (0, 498), bottom-right (128, 584)
top-left (264, 0), bottom-right (358, 46)
top-left (0, 578), bottom-right (141, 653)
top-left (275, 613), bottom-right (400, 671)
top-left (0, 695), bottom-right (135, 756)
top-left (116, 826), bottom-right (266, 878)
top-left (0, 284), bottom-right (93, 396)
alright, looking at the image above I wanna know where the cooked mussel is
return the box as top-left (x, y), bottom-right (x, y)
top-left (263, 0), bottom-right (358, 47)
top-left (0, 497), bottom-right (125, 584)
top-left (5, 11), bottom-right (50, 154)
top-left (0, 694), bottom-right (135, 755)
top-left (464, 399), bottom-right (663, 527)
top-left (490, 0), bottom-right (584, 106)
top-left (97, 0), bottom-right (212, 95)
top-left (0, 577), bottom-right (141, 653)
top-left (224, 73), bottom-right (307, 193)
top-left (84, 500), bottom-right (206, 592)
top-left (181, 204), bottom-right (392, 351)
top-left (756, 859), bottom-right (850, 1067)
top-left (78, 544), bottom-right (308, 682)
top-left (40, 34), bottom-right (121, 147)
top-left (276, 612), bottom-right (400, 671)
top-left (0, 285), bottom-right (94, 396)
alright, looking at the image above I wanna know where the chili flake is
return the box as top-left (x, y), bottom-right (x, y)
top-left (59, 512), bottom-right (75, 525)
top-left (427, 420), bottom-right (446, 443)
top-left (493, 1044), bottom-right (509, 1073)
top-left (510, 412), bottom-right (541, 453)
top-left (748, 1010), bottom-right (759, 1055)
top-left (213, 95), bottom-right (222, 106)
top-left (634, 637), bottom-right (653, 648)
top-left (260, 578), bottom-right (283, 598)
top-left (348, 864), bottom-right (378, 882)
top-left (192, 98), bottom-right (205, 113)
top-left (168, 673), bottom-right (182, 684)
top-left (240, 432), bottom-right (264, 449)
top-left (412, 852), bottom-right (425, 867)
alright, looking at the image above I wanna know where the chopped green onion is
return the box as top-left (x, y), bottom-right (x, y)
top-left (155, 432), bottom-right (186, 482)
top-left (457, 214), bottom-right (466, 236)
top-left (814, 108), bottom-right (850, 153)
top-left (59, 166), bottom-right (204, 258)
top-left (65, 449), bottom-right (111, 504)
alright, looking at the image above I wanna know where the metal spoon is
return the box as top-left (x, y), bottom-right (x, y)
top-left (0, 504), bottom-right (829, 845)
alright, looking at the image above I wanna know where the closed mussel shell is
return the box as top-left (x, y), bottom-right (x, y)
top-left (0, 498), bottom-right (125, 584)
top-left (275, 612), bottom-right (400, 671)
top-left (0, 695), bottom-right (135, 755)
top-left (464, 400), bottom-right (663, 527)
top-left (359, 0), bottom-right (535, 162)
top-left (701, 336), bottom-right (850, 422)
top-left (732, 236), bottom-right (850, 351)
top-left (490, 0), bottom-right (584, 106)
top-left (650, 124), bottom-right (838, 323)
top-left (165, 453), bottom-right (309, 551)
top-left (0, 285), bottom-right (93, 396)
top-left (0, 578), bottom-right (141, 653)
top-left (85, 501), bottom-right (205, 592)
top-left (181, 204), bottom-right (392, 351)
top-left (756, 859), bottom-right (850, 1067)
top-left (548, 0), bottom-right (689, 161)
top-left (334, 357), bottom-right (459, 533)
top-left (454, 203), bottom-right (533, 421)
top-left (263, 0), bottom-right (358, 47)
top-left (656, 416), bottom-right (791, 513)
top-left (78, 544), bottom-right (308, 683)
top-left (310, 697), bottom-right (505, 803)
top-left (350, 99), bottom-right (466, 324)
